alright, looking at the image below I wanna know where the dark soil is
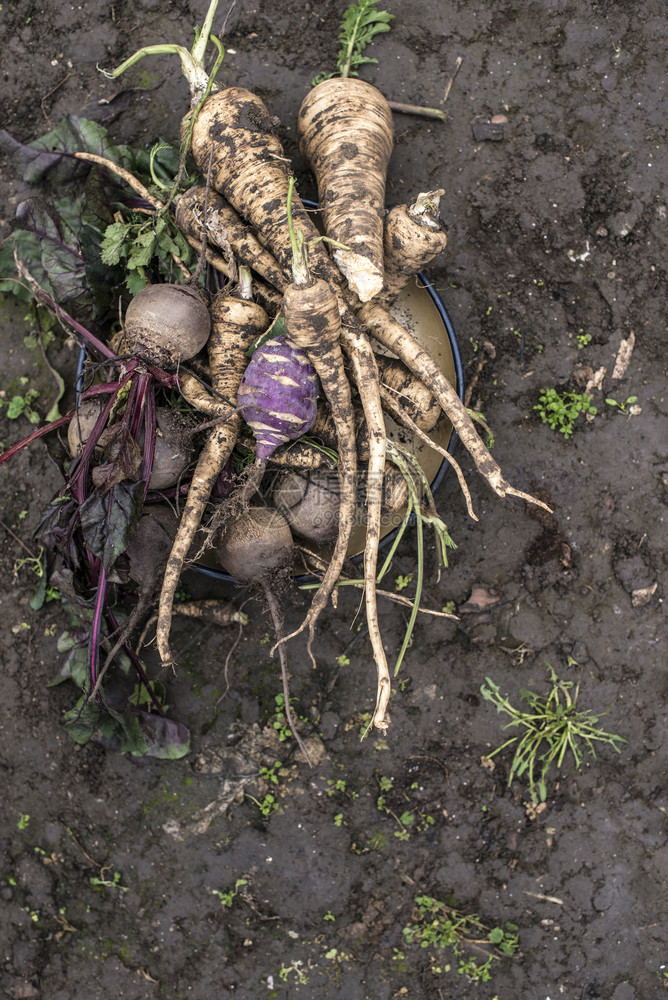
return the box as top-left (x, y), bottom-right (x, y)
top-left (1, 1), bottom-right (666, 998)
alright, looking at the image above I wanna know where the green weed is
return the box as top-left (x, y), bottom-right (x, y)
top-left (313, 0), bottom-right (393, 83)
top-left (403, 895), bottom-right (518, 981)
top-left (212, 878), bottom-right (248, 909)
top-left (246, 792), bottom-right (279, 819)
top-left (90, 867), bottom-right (128, 892)
top-left (605, 395), bottom-right (638, 413)
top-left (1, 379), bottom-right (41, 424)
top-left (534, 387), bottom-right (597, 438)
top-left (481, 663), bottom-right (626, 803)
top-left (271, 693), bottom-right (307, 743)
top-left (258, 762), bottom-right (282, 785)
top-left (278, 959), bottom-right (310, 985)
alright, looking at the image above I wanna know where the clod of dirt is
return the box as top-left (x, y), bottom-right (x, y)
top-left (613, 534), bottom-right (655, 596)
top-left (162, 724), bottom-right (326, 840)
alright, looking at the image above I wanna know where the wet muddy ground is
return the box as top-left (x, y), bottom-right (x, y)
top-left (1, 1), bottom-right (666, 997)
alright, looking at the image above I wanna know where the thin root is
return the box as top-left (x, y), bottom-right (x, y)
top-left (379, 385), bottom-right (478, 521)
top-left (262, 581), bottom-right (313, 766)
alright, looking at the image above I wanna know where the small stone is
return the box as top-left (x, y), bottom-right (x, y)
top-left (631, 582), bottom-right (657, 607)
top-left (472, 116), bottom-right (505, 141)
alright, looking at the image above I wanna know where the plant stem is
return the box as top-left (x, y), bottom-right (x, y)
top-left (286, 177), bottom-right (309, 286)
top-left (261, 581), bottom-right (312, 766)
top-left (191, 0), bottom-right (221, 67)
top-left (387, 101), bottom-right (447, 122)
top-left (106, 0), bottom-right (222, 102)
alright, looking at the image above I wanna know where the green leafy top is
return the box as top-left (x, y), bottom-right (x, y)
top-left (314, 0), bottom-right (394, 84)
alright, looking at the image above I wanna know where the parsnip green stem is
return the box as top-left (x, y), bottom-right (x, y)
top-left (286, 178), bottom-right (310, 287)
top-left (105, 0), bottom-right (221, 103)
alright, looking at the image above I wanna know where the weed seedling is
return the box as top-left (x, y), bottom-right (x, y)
top-left (1, 380), bottom-right (41, 425)
top-left (605, 395), bottom-right (638, 413)
top-left (481, 664), bottom-right (626, 803)
top-left (271, 693), bottom-right (308, 743)
top-left (90, 866), bottom-right (128, 892)
top-left (278, 959), bottom-right (310, 985)
top-left (246, 792), bottom-right (280, 819)
top-left (327, 778), bottom-right (347, 796)
top-left (258, 762), bottom-right (281, 785)
top-left (212, 878), bottom-right (248, 909)
top-left (402, 895), bottom-right (519, 981)
top-left (534, 388), bottom-right (597, 438)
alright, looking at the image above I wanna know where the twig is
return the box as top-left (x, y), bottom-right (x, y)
top-left (0, 518), bottom-right (39, 560)
top-left (523, 890), bottom-right (564, 905)
top-left (65, 827), bottom-right (104, 868)
top-left (41, 72), bottom-right (74, 120)
top-left (442, 55), bottom-right (463, 104)
top-left (387, 101), bottom-right (446, 122)
top-left (73, 152), bottom-right (164, 209)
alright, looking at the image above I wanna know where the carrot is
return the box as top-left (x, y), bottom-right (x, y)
top-left (378, 190), bottom-right (448, 307)
top-left (297, 77), bottom-right (394, 302)
top-left (156, 282), bottom-right (269, 669)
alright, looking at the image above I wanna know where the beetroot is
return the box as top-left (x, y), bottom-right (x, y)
top-left (273, 469), bottom-right (340, 545)
top-left (214, 506), bottom-right (294, 582)
top-left (124, 283), bottom-right (211, 365)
